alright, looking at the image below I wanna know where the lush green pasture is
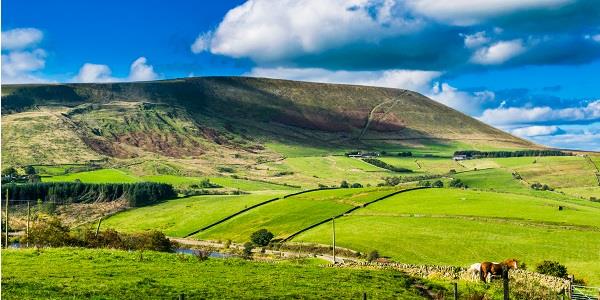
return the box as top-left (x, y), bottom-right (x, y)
top-left (208, 177), bottom-right (297, 191)
top-left (559, 186), bottom-right (600, 199)
top-left (278, 156), bottom-right (392, 185)
top-left (41, 169), bottom-right (296, 191)
top-left (42, 169), bottom-right (141, 183)
top-left (296, 215), bottom-right (600, 285)
top-left (507, 156), bottom-right (597, 188)
top-left (377, 157), bottom-right (423, 173)
top-left (1, 248), bottom-right (432, 299)
top-left (103, 192), bottom-right (287, 236)
top-left (353, 188), bottom-right (600, 228)
top-left (194, 187), bottom-right (400, 242)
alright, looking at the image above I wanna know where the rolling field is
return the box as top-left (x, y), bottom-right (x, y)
top-left (506, 156), bottom-right (597, 188)
top-left (294, 188), bottom-right (600, 284)
top-left (103, 192), bottom-right (288, 236)
top-left (41, 169), bottom-right (297, 191)
top-left (192, 187), bottom-right (402, 241)
top-left (1, 248), bottom-right (435, 299)
top-left (295, 215), bottom-right (600, 284)
top-left (42, 169), bottom-right (141, 183)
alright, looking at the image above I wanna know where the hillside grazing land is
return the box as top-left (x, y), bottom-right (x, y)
top-left (1, 248), bottom-right (438, 299)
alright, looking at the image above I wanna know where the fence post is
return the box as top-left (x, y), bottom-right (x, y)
top-left (5, 189), bottom-right (9, 248)
top-left (453, 282), bottom-right (458, 300)
top-left (502, 265), bottom-right (509, 300)
top-left (95, 217), bottom-right (102, 237)
top-left (27, 201), bottom-right (31, 247)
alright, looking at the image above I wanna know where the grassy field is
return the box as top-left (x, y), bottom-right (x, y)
top-left (296, 216), bottom-right (600, 285)
top-left (103, 192), bottom-right (288, 236)
top-left (1, 248), bottom-right (436, 299)
top-left (41, 169), bottom-right (297, 191)
top-left (193, 187), bottom-right (401, 242)
top-left (42, 169), bottom-right (141, 183)
top-left (293, 188), bottom-right (600, 284)
top-left (559, 186), bottom-right (600, 199)
top-left (501, 156), bottom-right (597, 188)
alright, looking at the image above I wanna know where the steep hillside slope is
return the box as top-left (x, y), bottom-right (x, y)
top-left (2, 77), bottom-right (535, 168)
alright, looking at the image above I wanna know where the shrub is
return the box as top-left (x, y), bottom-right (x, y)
top-left (535, 261), bottom-right (568, 278)
top-left (449, 179), bottom-right (468, 188)
top-left (25, 216), bottom-right (74, 247)
top-left (397, 151), bottom-right (412, 157)
top-left (340, 180), bottom-right (350, 188)
top-left (217, 166), bottom-right (235, 173)
top-left (250, 229), bottom-right (274, 246)
top-left (531, 182), bottom-right (553, 191)
top-left (350, 183), bottom-right (363, 188)
top-left (367, 250), bottom-right (380, 262)
top-left (243, 242), bottom-right (254, 258)
top-left (417, 180), bottom-right (431, 187)
top-left (24, 165), bottom-right (37, 175)
top-left (432, 180), bottom-right (444, 188)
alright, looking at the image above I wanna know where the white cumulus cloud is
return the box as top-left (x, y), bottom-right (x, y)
top-left (72, 57), bottom-right (158, 83)
top-left (511, 125), bottom-right (562, 137)
top-left (191, 31), bottom-right (213, 54)
top-left (247, 67), bottom-right (440, 92)
top-left (1, 28), bottom-right (49, 84)
top-left (1, 28), bottom-right (43, 50)
top-left (471, 39), bottom-right (526, 65)
top-left (128, 57), bottom-right (158, 81)
top-left (479, 100), bottom-right (600, 125)
top-left (427, 82), bottom-right (495, 115)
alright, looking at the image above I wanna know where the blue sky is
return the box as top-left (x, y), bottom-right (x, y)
top-left (2, 0), bottom-right (600, 150)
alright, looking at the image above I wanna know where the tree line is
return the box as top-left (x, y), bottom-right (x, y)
top-left (362, 158), bottom-right (412, 173)
top-left (453, 149), bottom-right (571, 158)
top-left (1, 182), bottom-right (176, 207)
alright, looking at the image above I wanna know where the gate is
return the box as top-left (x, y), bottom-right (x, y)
top-left (571, 285), bottom-right (600, 300)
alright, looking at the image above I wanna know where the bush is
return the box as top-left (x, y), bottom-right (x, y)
top-left (24, 165), bottom-right (37, 175)
top-left (531, 182), bottom-right (553, 191)
top-left (449, 179), bottom-right (468, 188)
top-left (250, 229), bottom-right (274, 246)
top-left (367, 250), bottom-right (380, 262)
top-left (536, 261), bottom-right (568, 278)
top-left (25, 216), bottom-right (74, 247)
top-left (350, 183), bottom-right (363, 188)
top-left (397, 151), bottom-right (412, 157)
top-left (432, 180), bottom-right (444, 188)
top-left (417, 180), bottom-right (431, 187)
top-left (2, 167), bottom-right (18, 177)
top-left (243, 242), bottom-right (254, 258)
top-left (340, 180), bottom-right (350, 188)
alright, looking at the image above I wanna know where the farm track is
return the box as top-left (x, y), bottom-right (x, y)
top-left (281, 187), bottom-right (429, 242)
top-left (358, 94), bottom-right (406, 140)
top-left (182, 188), bottom-right (342, 238)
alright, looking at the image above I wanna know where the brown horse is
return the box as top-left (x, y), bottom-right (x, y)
top-left (480, 259), bottom-right (518, 282)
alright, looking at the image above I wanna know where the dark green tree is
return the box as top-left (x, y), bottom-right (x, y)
top-left (340, 180), bottom-right (350, 188)
top-left (536, 261), bottom-right (568, 278)
top-left (250, 229), bottom-right (274, 246)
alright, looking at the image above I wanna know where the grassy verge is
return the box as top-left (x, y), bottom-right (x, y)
top-left (1, 248), bottom-right (437, 299)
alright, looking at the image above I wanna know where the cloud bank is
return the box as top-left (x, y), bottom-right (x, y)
top-left (72, 57), bottom-right (158, 83)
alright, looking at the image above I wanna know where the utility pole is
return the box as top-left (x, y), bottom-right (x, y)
top-left (332, 217), bottom-right (336, 264)
top-left (26, 201), bottom-right (31, 248)
top-left (5, 189), bottom-right (9, 248)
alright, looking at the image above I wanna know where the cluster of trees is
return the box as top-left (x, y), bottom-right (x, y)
top-left (453, 150), bottom-right (571, 159)
top-left (449, 179), bottom-right (468, 188)
top-left (417, 180), bottom-right (444, 188)
top-left (536, 261), bottom-right (568, 279)
top-left (362, 159), bottom-right (412, 173)
top-left (380, 174), bottom-right (442, 186)
top-left (189, 179), bottom-right (221, 189)
top-left (531, 182), bottom-right (554, 191)
top-left (243, 229), bottom-right (276, 258)
top-left (24, 216), bottom-right (172, 252)
top-left (2, 182), bottom-right (175, 207)
top-left (340, 181), bottom-right (363, 188)
top-left (397, 151), bottom-right (412, 157)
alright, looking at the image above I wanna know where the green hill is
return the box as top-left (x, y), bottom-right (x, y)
top-left (2, 77), bottom-right (534, 170)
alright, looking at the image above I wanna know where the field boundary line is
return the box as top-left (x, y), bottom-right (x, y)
top-left (281, 186), bottom-right (429, 242)
top-left (182, 187), bottom-right (341, 238)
